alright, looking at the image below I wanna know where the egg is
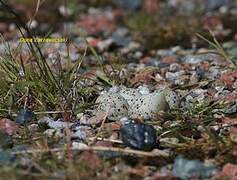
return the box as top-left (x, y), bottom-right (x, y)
top-left (95, 92), bottom-right (129, 121)
top-left (95, 86), bottom-right (179, 121)
top-left (164, 88), bottom-right (180, 109)
top-left (118, 86), bottom-right (142, 106)
top-left (129, 89), bottom-right (168, 120)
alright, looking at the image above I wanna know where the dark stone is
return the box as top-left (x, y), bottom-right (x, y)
top-left (116, 0), bottom-right (142, 10)
top-left (147, 58), bottom-right (162, 67)
top-left (0, 131), bottom-right (13, 149)
top-left (158, 62), bottom-right (170, 68)
top-left (121, 123), bottom-right (157, 151)
top-left (0, 150), bottom-right (15, 165)
top-left (207, 0), bottom-right (231, 11)
top-left (196, 68), bottom-right (206, 80)
top-left (16, 108), bottom-right (35, 125)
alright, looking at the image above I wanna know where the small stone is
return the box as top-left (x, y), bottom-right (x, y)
top-left (0, 118), bottom-right (18, 135)
top-left (172, 156), bottom-right (217, 179)
top-left (0, 131), bottom-right (13, 149)
top-left (111, 33), bottom-right (130, 47)
top-left (72, 125), bottom-right (93, 140)
top-left (119, 117), bottom-right (133, 125)
top-left (16, 108), bottom-right (35, 125)
top-left (97, 39), bottom-right (113, 51)
top-left (206, 0), bottom-right (230, 11)
top-left (133, 51), bottom-right (143, 59)
top-left (58, 5), bottom-right (72, 16)
top-left (0, 23), bottom-right (8, 32)
top-left (120, 41), bottom-right (140, 54)
top-left (169, 63), bottom-right (182, 72)
top-left (72, 142), bottom-right (88, 149)
top-left (216, 163), bottom-right (237, 179)
top-left (165, 71), bottom-right (186, 81)
top-left (0, 150), bottom-right (15, 165)
top-left (43, 129), bottom-right (63, 138)
top-left (183, 54), bottom-right (223, 64)
top-left (27, 124), bottom-right (38, 133)
top-left (27, 20), bottom-right (38, 29)
top-left (117, 0), bottom-right (142, 10)
top-left (38, 117), bottom-right (73, 129)
top-left (121, 123), bottom-right (157, 151)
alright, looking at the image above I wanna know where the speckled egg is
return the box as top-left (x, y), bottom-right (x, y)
top-left (95, 92), bottom-right (129, 121)
top-left (164, 88), bottom-right (180, 109)
top-left (95, 86), bottom-right (180, 121)
top-left (118, 87), bottom-right (142, 106)
top-left (129, 90), bottom-right (168, 120)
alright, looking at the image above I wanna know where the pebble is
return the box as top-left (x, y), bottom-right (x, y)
top-left (27, 124), bottom-right (39, 133)
top-left (169, 63), bottom-right (182, 72)
top-left (155, 73), bottom-right (164, 81)
top-left (0, 150), bottom-right (15, 165)
top-left (117, 0), bottom-right (142, 10)
top-left (111, 30), bottom-right (130, 47)
top-left (0, 131), bottom-right (13, 149)
top-left (120, 41), bottom-right (140, 54)
top-left (16, 108), bottom-right (35, 125)
top-left (43, 129), bottom-right (63, 138)
top-left (207, 0), bottom-right (231, 11)
top-left (183, 54), bottom-right (222, 64)
top-left (71, 142), bottom-right (88, 149)
top-left (97, 38), bottom-right (113, 51)
top-left (72, 125), bottom-right (93, 140)
top-left (121, 123), bottom-right (157, 151)
top-left (172, 155), bottom-right (217, 179)
top-left (133, 51), bottom-right (143, 59)
top-left (26, 20), bottom-right (38, 29)
top-left (58, 5), bottom-right (72, 16)
top-left (119, 117), bottom-right (133, 125)
top-left (38, 117), bottom-right (73, 129)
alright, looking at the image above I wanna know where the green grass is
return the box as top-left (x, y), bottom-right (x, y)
top-left (197, 31), bottom-right (237, 69)
top-left (0, 0), bottom-right (88, 117)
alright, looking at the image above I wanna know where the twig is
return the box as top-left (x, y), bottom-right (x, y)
top-left (34, 110), bottom-right (72, 115)
top-left (93, 137), bottom-right (123, 144)
top-left (0, 109), bottom-right (72, 116)
top-left (12, 146), bottom-right (170, 157)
